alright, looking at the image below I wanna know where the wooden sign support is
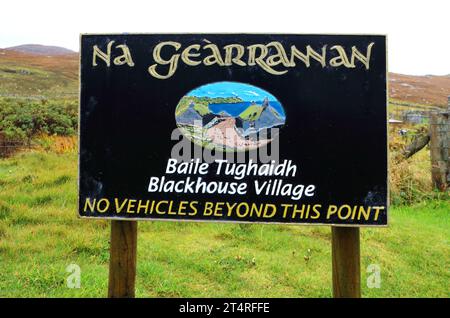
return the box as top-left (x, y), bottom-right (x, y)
top-left (331, 226), bottom-right (361, 298)
top-left (106, 223), bottom-right (362, 298)
top-left (108, 220), bottom-right (138, 298)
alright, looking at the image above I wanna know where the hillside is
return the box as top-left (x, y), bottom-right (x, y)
top-left (239, 104), bottom-right (264, 121)
top-left (5, 44), bottom-right (75, 56)
top-left (0, 45), bottom-right (449, 107)
top-left (0, 48), bottom-right (78, 99)
top-left (389, 73), bottom-right (450, 107)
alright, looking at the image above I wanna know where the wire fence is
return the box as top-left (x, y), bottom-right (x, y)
top-left (0, 138), bottom-right (36, 157)
top-left (389, 101), bottom-right (444, 125)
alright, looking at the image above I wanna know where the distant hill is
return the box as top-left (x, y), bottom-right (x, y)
top-left (389, 73), bottom-right (450, 108)
top-left (0, 48), bottom-right (78, 98)
top-left (0, 44), bottom-right (448, 107)
top-left (4, 44), bottom-right (76, 56)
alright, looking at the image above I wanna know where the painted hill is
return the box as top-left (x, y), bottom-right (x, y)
top-left (236, 101), bottom-right (285, 136)
top-left (4, 44), bottom-right (75, 56)
top-left (239, 104), bottom-right (264, 121)
top-left (176, 102), bottom-right (204, 126)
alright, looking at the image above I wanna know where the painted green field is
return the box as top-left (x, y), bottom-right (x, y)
top-left (0, 150), bottom-right (448, 297)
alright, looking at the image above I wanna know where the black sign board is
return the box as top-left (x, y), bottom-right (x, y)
top-left (79, 34), bottom-right (387, 226)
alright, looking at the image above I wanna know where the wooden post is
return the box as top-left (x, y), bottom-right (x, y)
top-left (447, 97), bottom-right (450, 187)
top-left (429, 109), bottom-right (449, 191)
top-left (332, 226), bottom-right (361, 298)
top-left (108, 220), bottom-right (138, 298)
top-left (443, 96), bottom-right (450, 189)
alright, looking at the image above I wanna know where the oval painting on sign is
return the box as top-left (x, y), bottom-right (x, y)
top-left (175, 81), bottom-right (286, 151)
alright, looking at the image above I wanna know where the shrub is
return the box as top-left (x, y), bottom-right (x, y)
top-left (0, 97), bottom-right (77, 143)
top-left (388, 124), bottom-right (434, 205)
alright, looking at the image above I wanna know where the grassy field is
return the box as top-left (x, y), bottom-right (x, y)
top-left (0, 50), bottom-right (78, 99)
top-left (0, 150), bottom-right (449, 298)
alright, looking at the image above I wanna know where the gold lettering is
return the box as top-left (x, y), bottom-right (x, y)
top-left (248, 44), bottom-right (287, 75)
top-left (263, 204), bottom-right (277, 218)
top-left (203, 43), bottom-right (225, 66)
top-left (181, 44), bottom-right (201, 66)
top-left (114, 198), bottom-right (128, 213)
top-left (146, 41), bottom-right (375, 79)
top-left (113, 44), bottom-right (135, 66)
top-left (224, 44), bottom-right (246, 66)
top-left (290, 45), bottom-right (327, 67)
top-left (204, 202), bottom-right (214, 216)
top-left (127, 199), bottom-right (137, 213)
top-left (148, 41), bottom-right (181, 79)
top-left (189, 201), bottom-right (198, 216)
top-left (281, 204), bottom-right (292, 218)
top-left (92, 41), bottom-right (114, 66)
top-left (311, 204), bottom-right (321, 219)
top-left (137, 200), bottom-right (149, 214)
top-left (83, 198), bottom-right (96, 212)
top-left (327, 205), bottom-right (338, 219)
top-left (372, 206), bottom-right (384, 221)
top-left (330, 45), bottom-right (353, 68)
top-left (97, 198), bottom-right (110, 213)
top-left (266, 41), bottom-right (290, 67)
top-left (155, 200), bottom-right (169, 214)
top-left (351, 42), bottom-right (374, 70)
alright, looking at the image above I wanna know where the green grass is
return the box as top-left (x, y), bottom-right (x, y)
top-left (239, 104), bottom-right (263, 121)
top-left (0, 52), bottom-right (78, 99)
top-left (0, 65), bottom-right (77, 99)
top-left (0, 150), bottom-right (449, 297)
top-left (175, 96), bottom-right (211, 117)
top-left (193, 103), bottom-right (211, 116)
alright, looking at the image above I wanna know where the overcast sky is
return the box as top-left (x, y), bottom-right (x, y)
top-left (0, 0), bottom-right (448, 75)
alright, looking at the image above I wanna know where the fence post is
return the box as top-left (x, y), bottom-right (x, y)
top-left (444, 96), bottom-right (450, 188)
top-left (430, 96), bottom-right (450, 191)
top-left (429, 98), bottom-right (450, 191)
top-left (447, 97), bottom-right (450, 187)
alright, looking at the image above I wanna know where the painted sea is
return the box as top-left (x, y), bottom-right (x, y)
top-left (176, 81), bottom-right (287, 151)
top-left (209, 101), bottom-right (286, 118)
